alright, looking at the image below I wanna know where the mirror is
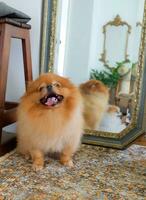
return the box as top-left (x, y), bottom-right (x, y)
top-left (99, 15), bottom-right (131, 68)
top-left (40, 0), bottom-right (146, 148)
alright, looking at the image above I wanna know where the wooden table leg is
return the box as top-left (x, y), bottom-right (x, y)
top-left (0, 24), bottom-right (11, 145)
top-left (22, 31), bottom-right (33, 88)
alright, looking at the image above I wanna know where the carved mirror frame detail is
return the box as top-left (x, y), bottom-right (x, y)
top-left (99, 15), bottom-right (132, 69)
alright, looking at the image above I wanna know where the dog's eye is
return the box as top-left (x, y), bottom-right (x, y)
top-left (39, 86), bottom-right (44, 91)
top-left (53, 82), bottom-right (61, 88)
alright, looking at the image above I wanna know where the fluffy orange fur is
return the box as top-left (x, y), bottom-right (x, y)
top-left (107, 105), bottom-right (120, 113)
top-left (79, 79), bottom-right (109, 129)
top-left (17, 73), bottom-right (83, 170)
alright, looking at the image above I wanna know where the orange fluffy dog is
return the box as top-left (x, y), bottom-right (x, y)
top-left (17, 73), bottom-right (83, 170)
top-left (79, 79), bottom-right (109, 129)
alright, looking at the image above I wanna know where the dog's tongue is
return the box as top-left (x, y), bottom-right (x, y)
top-left (45, 97), bottom-right (58, 106)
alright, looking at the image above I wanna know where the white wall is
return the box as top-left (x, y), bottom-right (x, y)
top-left (63, 0), bottom-right (94, 84)
top-left (54, 0), bottom-right (70, 75)
top-left (61, 0), bottom-right (144, 84)
top-left (3, 0), bottom-right (42, 102)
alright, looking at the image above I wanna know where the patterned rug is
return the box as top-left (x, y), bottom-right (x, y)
top-left (0, 144), bottom-right (146, 200)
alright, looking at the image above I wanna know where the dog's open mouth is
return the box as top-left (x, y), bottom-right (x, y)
top-left (40, 93), bottom-right (64, 107)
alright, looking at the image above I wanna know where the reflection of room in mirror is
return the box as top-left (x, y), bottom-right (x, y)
top-left (100, 14), bottom-right (132, 68)
top-left (54, 0), bottom-right (145, 134)
top-left (97, 105), bottom-right (126, 133)
top-left (105, 25), bottom-right (130, 66)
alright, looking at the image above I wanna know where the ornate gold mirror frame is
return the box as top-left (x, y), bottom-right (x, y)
top-left (99, 15), bottom-right (132, 69)
top-left (40, 0), bottom-right (146, 149)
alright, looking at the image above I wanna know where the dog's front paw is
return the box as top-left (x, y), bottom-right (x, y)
top-left (32, 164), bottom-right (44, 171)
top-left (61, 159), bottom-right (74, 168)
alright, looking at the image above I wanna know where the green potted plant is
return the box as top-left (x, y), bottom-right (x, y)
top-left (90, 60), bottom-right (134, 103)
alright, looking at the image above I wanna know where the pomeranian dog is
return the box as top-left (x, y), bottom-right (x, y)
top-left (17, 73), bottom-right (83, 170)
top-left (79, 79), bottom-right (109, 129)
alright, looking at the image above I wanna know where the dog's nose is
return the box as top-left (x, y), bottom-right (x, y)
top-left (47, 84), bottom-right (53, 91)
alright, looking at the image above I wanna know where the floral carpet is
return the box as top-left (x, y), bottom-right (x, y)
top-left (0, 144), bottom-right (146, 200)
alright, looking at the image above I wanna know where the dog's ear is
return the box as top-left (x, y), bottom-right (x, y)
top-left (26, 81), bottom-right (33, 91)
top-left (25, 80), bottom-right (39, 94)
top-left (26, 81), bottom-right (33, 89)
